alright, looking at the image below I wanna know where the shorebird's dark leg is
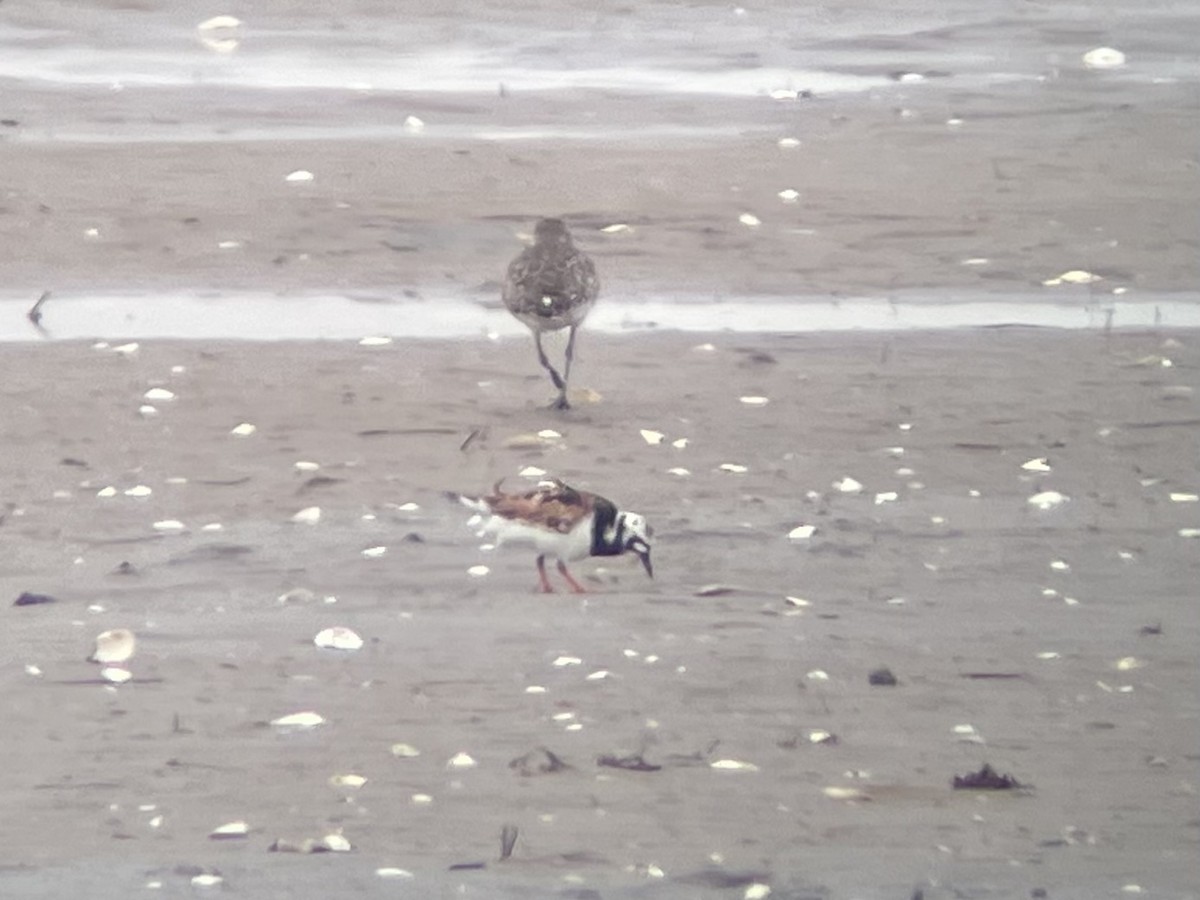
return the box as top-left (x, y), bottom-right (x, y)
top-left (535, 555), bottom-right (556, 593)
top-left (549, 324), bottom-right (579, 410)
top-left (556, 559), bottom-right (587, 594)
top-left (533, 331), bottom-right (566, 391)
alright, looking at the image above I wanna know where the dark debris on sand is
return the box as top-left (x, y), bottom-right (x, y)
top-left (952, 763), bottom-right (1026, 790)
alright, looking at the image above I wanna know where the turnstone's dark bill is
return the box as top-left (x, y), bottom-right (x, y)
top-left (451, 479), bottom-right (652, 593)
top-left (502, 218), bottom-right (599, 410)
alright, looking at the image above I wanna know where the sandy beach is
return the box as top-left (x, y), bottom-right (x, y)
top-left (2, 1), bottom-right (1200, 897)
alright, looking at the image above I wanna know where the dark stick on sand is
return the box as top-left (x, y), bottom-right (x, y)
top-left (28, 291), bottom-right (52, 330)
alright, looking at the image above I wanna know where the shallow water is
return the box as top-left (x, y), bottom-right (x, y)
top-left (3, 291), bottom-right (1198, 342)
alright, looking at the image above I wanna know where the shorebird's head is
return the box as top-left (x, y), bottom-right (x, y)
top-left (615, 511), bottom-right (653, 579)
top-left (534, 217), bottom-right (573, 247)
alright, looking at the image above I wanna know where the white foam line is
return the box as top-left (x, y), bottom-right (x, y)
top-left (3, 292), bottom-right (1198, 342)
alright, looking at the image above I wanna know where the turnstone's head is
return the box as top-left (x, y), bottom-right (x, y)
top-left (604, 510), bottom-right (653, 579)
top-left (534, 217), bottom-right (573, 247)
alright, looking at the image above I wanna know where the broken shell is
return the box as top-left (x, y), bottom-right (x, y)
top-left (1042, 270), bottom-right (1102, 286)
top-left (124, 485), bottom-right (153, 497)
top-left (745, 885), bottom-right (772, 900)
top-left (230, 423), bottom-right (256, 436)
top-left (1083, 47), bottom-right (1126, 69)
top-left (739, 396), bottom-right (770, 406)
top-left (313, 627), bottom-right (363, 651)
top-left (553, 655), bottom-right (582, 667)
top-left (1028, 490), bottom-right (1068, 510)
top-left (1021, 457), bottom-right (1052, 472)
top-left (671, 437), bottom-right (689, 449)
top-left (874, 492), bottom-right (898, 505)
top-left (198, 15), bottom-right (241, 30)
top-left (777, 137), bottom-right (801, 148)
top-left (376, 868), bottom-right (414, 879)
top-left (719, 463), bottom-right (749, 474)
top-left (143, 388), bottom-right (175, 401)
top-left (152, 519), bottom-right (186, 532)
top-left (358, 335), bottom-right (392, 346)
top-left (710, 759), bottom-right (759, 772)
top-left (823, 786), bottom-right (870, 801)
top-left (210, 821), bottom-right (250, 839)
top-left (585, 670), bottom-right (611, 681)
top-left (101, 666), bottom-right (132, 684)
top-left (519, 465), bottom-right (546, 477)
top-left (600, 223), bottom-right (630, 233)
top-left (1180, 528), bottom-right (1200, 538)
top-left (788, 525), bottom-right (816, 540)
top-left (808, 730), bottom-right (834, 744)
top-left (785, 596), bottom-right (810, 607)
top-left (390, 743), bottom-right (420, 758)
top-left (294, 460), bottom-right (320, 472)
top-left (777, 189), bottom-right (799, 203)
top-left (320, 833), bottom-right (352, 852)
top-left (833, 476), bottom-right (863, 493)
top-left (738, 213), bottom-right (762, 227)
top-left (447, 752), bottom-right (478, 769)
top-left (1169, 493), bottom-right (1198, 502)
top-left (667, 467), bottom-right (691, 476)
top-left (191, 874), bottom-right (223, 888)
top-left (271, 711), bottom-right (326, 729)
top-left (97, 486), bottom-right (118, 498)
top-left (285, 170), bottom-right (315, 183)
top-left (1115, 657), bottom-right (1143, 671)
top-left (361, 546), bottom-right (388, 558)
top-left (404, 115), bottom-right (425, 132)
top-left (806, 669), bottom-right (829, 681)
top-left (639, 429), bottom-right (665, 445)
top-left (330, 773), bottom-right (367, 789)
top-left (90, 628), bottom-right (136, 664)
top-left (467, 565), bottom-right (490, 577)
top-left (291, 506), bottom-right (321, 525)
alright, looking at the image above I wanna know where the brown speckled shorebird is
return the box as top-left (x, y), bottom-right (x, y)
top-left (502, 218), bottom-right (599, 410)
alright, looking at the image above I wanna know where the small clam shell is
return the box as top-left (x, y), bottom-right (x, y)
top-left (230, 423), bottom-right (256, 436)
top-left (376, 868), bottom-right (415, 879)
top-left (124, 485), bottom-right (153, 497)
top-left (1082, 47), bottom-right (1126, 69)
top-left (552, 655), bottom-right (582, 666)
top-left (719, 463), bottom-right (748, 474)
top-left (294, 460), bottom-right (320, 471)
top-left (738, 213), bottom-right (762, 227)
top-left (319, 833), bottom-right (352, 852)
top-left (285, 170), bottom-right (315, 183)
top-left (143, 388), bottom-right (175, 401)
top-left (330, 774), bottom-right (367, 789)
top-left (210, 821), bottom-right (249, 839)
top-left (1042, 270), bottom-right (1101, 286)
top-left (271, 711), bottom-right (326, 729)
top-left (745, 884), bottom-right (772, 900)
top-left (1021, 457), bottom-right (1052, 472)
top-left (639, 429), bottom-right (666, 445)
top-left (447, 752), bottom-right (477, 769)
top-left (313, 627), bottom-right (363, 651)
top-left (788, 525), bottom-right (816, 540)
top-left (152, 519), bottom-right (186, 532)
top-left (191, 874), bottom-right (223, 888)
top-left (833, 477), bottom-right (863, 493)
top-left (710, 759), bottom-right (759, 772)
top-left (1028, 490), bottom-right (1068, 510)
top-left (291, 506), bottom-right (321, 525)
top-left (404, 115), bottom-right (425, 132)
top-left (91, 629), bottom-right (136, 664)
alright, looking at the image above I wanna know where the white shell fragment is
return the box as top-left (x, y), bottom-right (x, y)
top-left (361, 546), bottom-right (388, 558)
top-left (198, 15), bottom-right (241, 30)
top-left (640, 429), bottom-right (666, 445)
top-left (1042, 270), bottom-right (1102, 286)
top-left (390, 743), bottom-right (420, 758)
top-left (777, 189), bottom-right (799, 203)
top-left (667, 467), bottom-right (691, 477)
top-left (1022, 457), bottom-right (1052, 472)
top-left (91, 629), bottom-right (136, 664)
top-left (291, 506), bottom-right (321, 525)
top-left (777, 137), bottom-right (801, 148)
top-left (330, 774), bottom-right (367, 789)
top-left (191, 874), bottom-right (224, 888)
top-left (152, 519), bottom-right (186, 532)
top-left (320, 833), bottom-right (352, 852)
top-left (1115, 657), bottom-right (1144, 671)
top-left (285, 170), bottom-right (315, 183)
top-left (376, 868), bottom-right (415, 879)
top-left (710, 759), bottom-right (759, 772)
top-left (553, 655), bottom-right (583, 667)
top-left (739, 396), bottom-right (770, 406)
top-left (738, 213), bottom-right (762, 227)
top-left (447, 752), bottom-right (478, 769)
top-left (294, 460), bottom-right (320, 472)
top-left (1169, 493), bottom-right (1199, 503)
top-left (788, 525), bottom-right (816, 540)
top-left (230, 423), bottom-right (257, 436)
top-left (719, 463), bottom-right (749, 474)
top-left (404, 115), bottom-right (426, 132)
top-left (271, 711), bottom-right (326, 730)
top-left (124, 485), bottom-right (153, 498)
top-left (519, 465), bottom-right (546, 478)
top-left (359, 336), bottom-right (392, 346)
top-left (1083, 47), bottom-right (1126, 69)
top-left (1180, 528), bottom-right (1200, 538)
top-left (600, 223), bottom-right (630, 233)
top-left (745, 884), bottom-right (772, 900)
top-left (467, 565), bottom-right (490, 577)
top-left (314, 627), bottom-right (364, 651)
top-left (143, 388), bottom-right (175, 401)
top-left (833, 477), bottom-right (863, 493)
top-left (874, 492), bottom-right (898, 505)
top-left (1028, 490), bottom-right (1068, 510)
top-left (210, 821), bottom-right (250, 839)
top-left (823, 786), bottom-right (870, 801)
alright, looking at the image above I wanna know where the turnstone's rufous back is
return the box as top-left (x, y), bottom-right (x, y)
top-left (502, 218), bottom-right (599, 410)
top-left (451, 479), bottom-right (652, 593)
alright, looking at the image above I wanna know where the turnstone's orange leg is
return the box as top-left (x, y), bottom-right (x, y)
top-left (535, 555), bottom-right (556, 593)
top-left (556, 559), bottom-right (587, 594)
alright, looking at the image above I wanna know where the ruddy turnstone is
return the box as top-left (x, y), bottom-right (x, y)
top-left (451, 479), bottom-right (652, 593)
top-left (502, 218), bottom-right (599, 410)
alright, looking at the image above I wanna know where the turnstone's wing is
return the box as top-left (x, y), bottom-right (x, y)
top-left (483, 480), bottom-right (598, 535)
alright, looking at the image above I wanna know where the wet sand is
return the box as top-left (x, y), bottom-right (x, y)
top-left (3, 7), bottom-right (1200, 896)
top-left (3, 330), bottom-right (1199, 899)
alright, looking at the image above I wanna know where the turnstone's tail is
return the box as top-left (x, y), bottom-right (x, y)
top-left (444, 479), bottom-right (507, 515)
